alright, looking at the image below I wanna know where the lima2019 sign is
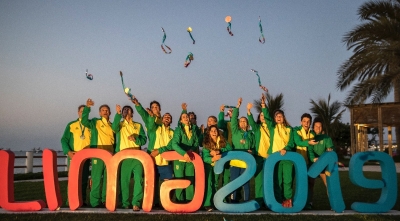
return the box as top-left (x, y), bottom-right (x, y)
top-left (0, 149), bottom-right (397, 213)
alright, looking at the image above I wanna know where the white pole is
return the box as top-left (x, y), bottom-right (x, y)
top-left (25, 151), bottom-right (33, 173)
top-left (65, 155), bottom-right (68, 172)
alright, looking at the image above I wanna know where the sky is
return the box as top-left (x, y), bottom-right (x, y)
top-left (1, 0), bottom-right (391, 151)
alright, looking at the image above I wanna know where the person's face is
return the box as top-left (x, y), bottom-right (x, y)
top-left (259, 112), bottom-right (265, 123)
top-left (275, 113), bottom-right (284, 124)
top-left (314, 122), bottom-right (323, 134)
top-left (210, 127), bottom-right (218, 140)
top-left (180, 113), bottom-right (190, 125)
top-left (239, 117), bottom-right (248, 130)
top-left (122, 107), bottom-right (132, 119)
top-left (99, 107), bottom-right (110, 120)
top-left (207, 117), bottom-right (217, 127)
top-left (151, 103), bottom-right (160, 116)
top-left (78, 107), bottom-right (84, 119)
top-left (189, 114), bottom-right (196, 124)
top-left (301, 117), bottom-right (311, 131)
top-left (162, 114), bottom-right (172, 126)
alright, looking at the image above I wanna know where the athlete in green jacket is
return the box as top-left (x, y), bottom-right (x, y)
top-left (170, 111), bottom-right (199, 202)
top-left (61, 104), bottom-right (91, 206)
top-left (292, 113), bottom-right (318, 209)
top-left (264, 95), bottom-right (295, 208)
top-left (112, 105), bottom-right (147, 211)
top-left (229, 97), bottom-right (255, 202)
top-left (202, 125), bottom-right (232, 211)
top-left (246, 96), bottom-right (271, 207)
top-left (307, 117), bottom-right (335, 207)
top-left (131, 97), bottom-right (174, 208)
top-left (81, 98), bottom-right (115, 208)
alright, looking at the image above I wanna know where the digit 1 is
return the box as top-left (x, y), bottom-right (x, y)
top-left (308, 151), bottom-right (345, 213)
top-left (263, 152), bottom-right (307, 213)
top-left (349, 151), bottom-right (397, 213)
top-left (213, 151), bottom-right (259, 213)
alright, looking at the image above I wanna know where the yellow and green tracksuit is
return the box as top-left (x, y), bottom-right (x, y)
top-left (265, 107), bottom-right (295, 203)
top-left (61, 118), bottom-right (91, 204)
top-left (307, 133), bottom-right (335, 206)
top-left (247, 110), bottom-right (270, 205)
top-left (81, 106), bottom-right (115, 207)
top-left (229, 108), bottom-right (255, 201)
top-left (216, 111), bottom-right (232, 196)
top-left (112, 113), bottom-right (147, 208)
top-left (218, 111), bottom-right (233, 147)
top-left (293, 126), bottom-right (315, 165)
top-left (170, 124), bottom-right (199, 202)
top-left (308, 134), bottom-right (335, 163)
top-left (146, 114), bottom-right (174, 205)
top-left (202, 139), bottom-right (232, 207)
top-left (293, 126), bottom-right (315, 207)
top-left (135, 103), bottom-right (162, 128)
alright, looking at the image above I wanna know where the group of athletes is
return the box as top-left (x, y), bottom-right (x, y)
top-left (61, 93), bottom-right (334, 212)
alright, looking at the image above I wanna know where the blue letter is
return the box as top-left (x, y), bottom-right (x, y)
top-left (308, 151), bottom-right (345, 213)
top-left (263, 152), bottom-right (307, 213)
top-left (349, 151), bottom-right (397, 213)
top-left (214, 151), bottom-right (259, 213)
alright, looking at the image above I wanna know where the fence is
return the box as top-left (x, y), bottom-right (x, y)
top-left (14, 151), bottom-right (68, 173)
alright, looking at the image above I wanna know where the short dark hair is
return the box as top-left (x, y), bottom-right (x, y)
top-left (188, 111), bottom-right (197, 120)
top-left (163, 112), bottom-right (173, 124)
top-left (150, 100), bottom-right (161, 110)
top-left (99, 104), bottom-right (110, 112)
top-left (301, 113), bottom-right (312, 121)
top-left (122, 105), bottom-right (134, 114)
top-left (78, 104), bottom-right (85, 111)
top-left (312, 117), bottom-right (324, 129)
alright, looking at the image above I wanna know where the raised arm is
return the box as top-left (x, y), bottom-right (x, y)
top-left (81, 98), bottom-right (95, 129)
top-left (247, 103), bottom-right (258, 131)
top-left (218, 104), bottom-right (228, 129)
top-left (230, 97), bottom-right (242, 135)
top-left (111, 104), bottom-right (122, 133)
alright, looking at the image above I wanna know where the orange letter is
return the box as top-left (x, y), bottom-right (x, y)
top-left (160, 151), bottom-right (204, 213)
top-left (69, 149), bottom-right (154, 212)
top-left (42, 149), bottom-right (62, 211)
top-left (106, 150), bottom-right (154, 212)
top-left (0, 150), bottom-right (46, 211)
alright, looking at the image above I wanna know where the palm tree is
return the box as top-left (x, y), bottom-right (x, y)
top-left (309, 94), bottom-right (346, 137)
top-left (253, 92), bottom-right (284, 118)
top-left (337, 0), bottom-right (400, 150)
top-left (337, 0), bottom-right (400, 105)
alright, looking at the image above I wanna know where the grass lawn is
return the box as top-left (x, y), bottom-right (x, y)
top-left (1, 170), bottom-right (399, 221)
